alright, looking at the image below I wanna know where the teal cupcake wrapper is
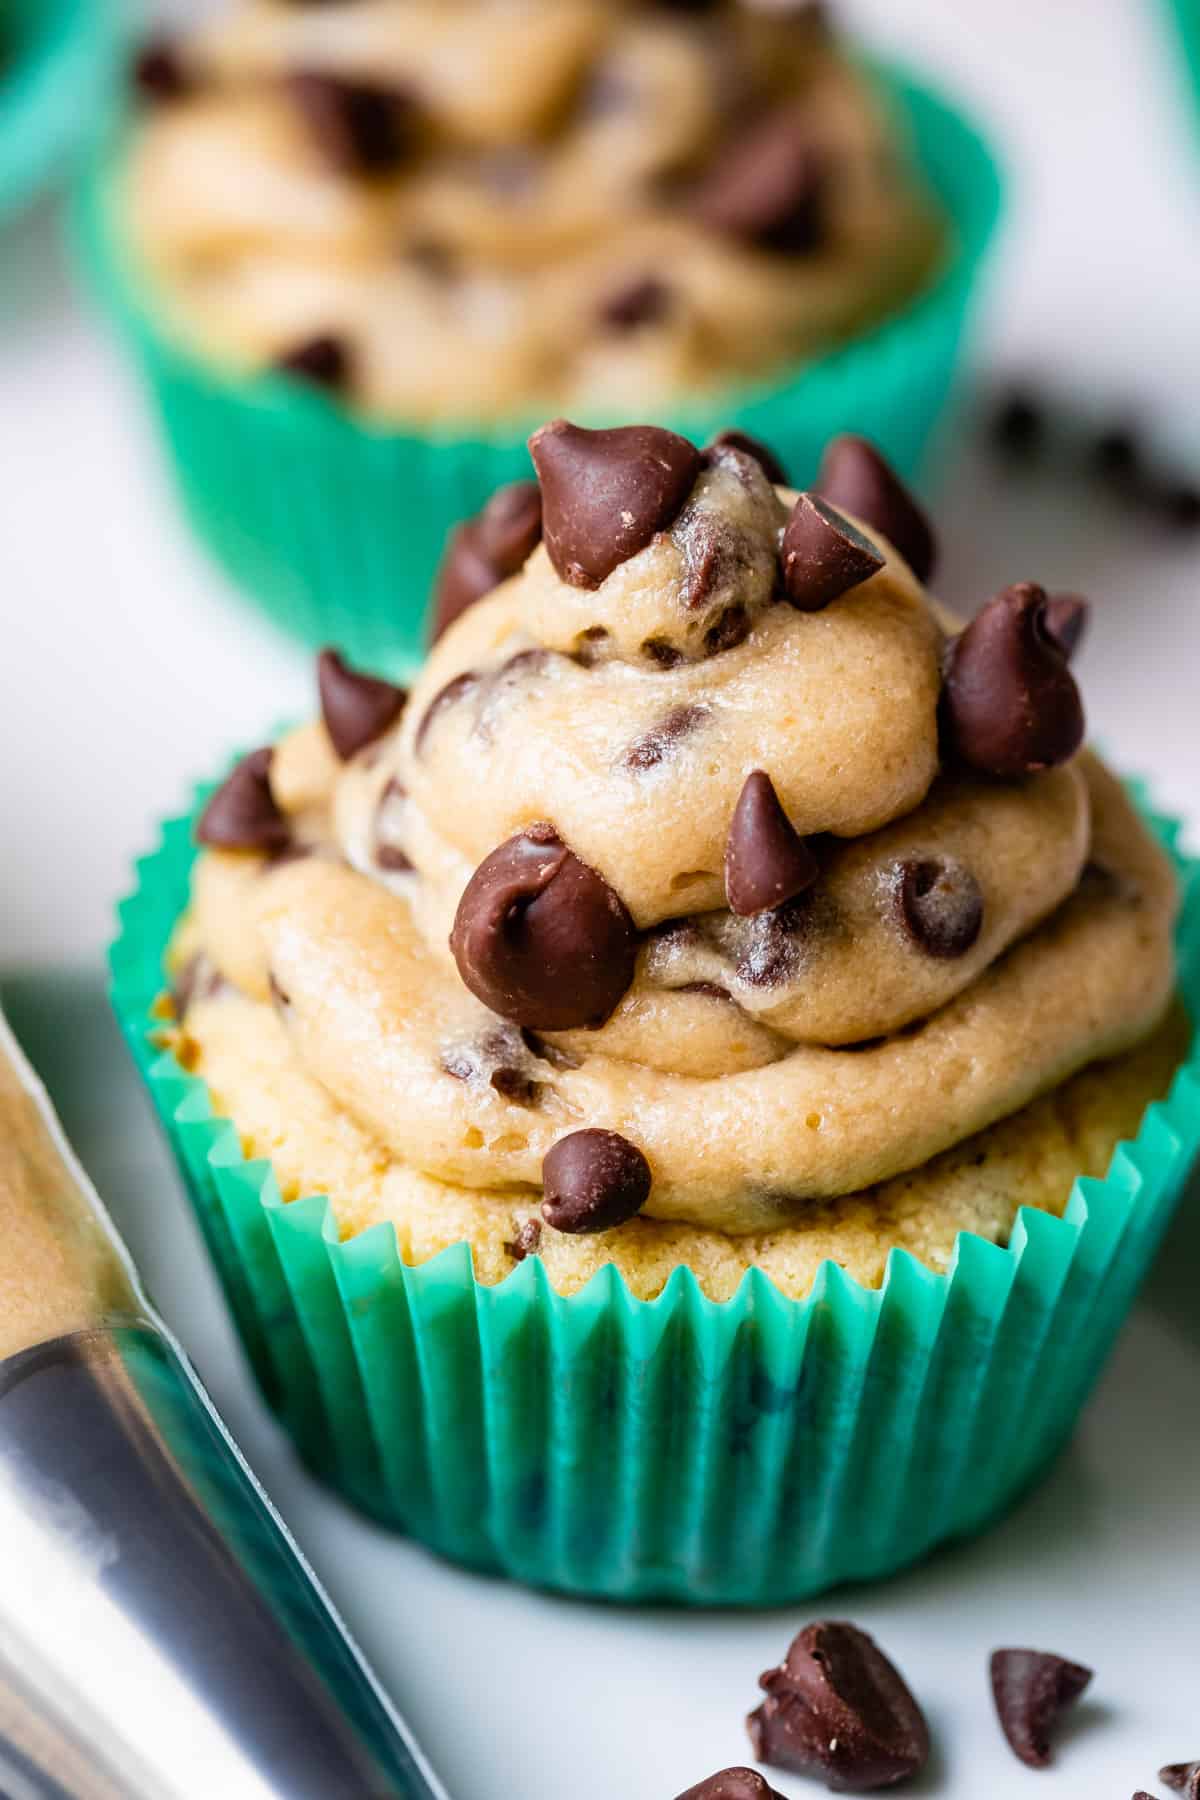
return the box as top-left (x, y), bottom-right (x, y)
top-left (76, 64), bottom-right (1002, 674)
top-left (0, 0), bottom-right (124, 227)
top-left (109, 768), bottom-right (1200, 1605)
top-left (1164, 0), bottom-right (1200, 131)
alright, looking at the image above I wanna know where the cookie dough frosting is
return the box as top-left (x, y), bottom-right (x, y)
top-left (125, 1), bottom-right (943, 424)
top-left (169, 424), bottom-right (1181, 1293)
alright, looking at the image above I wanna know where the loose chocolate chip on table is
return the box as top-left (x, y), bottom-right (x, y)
top-left (815, 436), bottom-right (937, 583)
top-left (674, 1770), bottom-right (784, 1800)
top-left (132, 42), bottom-right (192, 102)
top-left (989, 1648), bottom-right (1092, 1768)
top-left (942, 582), bottom-right (1085, 778)
top-left (504, 1219), bottom-right (542, 1263)
top-left (705, 429), bottom-right (789, 488)
top-left (748, 1620), bottom-right (930, 1792)
top-left (987, 389), bottom-right (1045, 462)
top-left (196, 748), bottom-right (290, 852)
top-left (431, 480), bottom-right (544, 643)
top-left (894, 857), bottom-right (984, 958)
top-left (528, 420), bottom-right (702, 588)
top-left (288, 72), bottom-right (417, 175)
top-left (1043, 591), bottom-right (1089, 660)
top-left (450, 828), bottom-right (636, 1030)
top-left (599, 275), bottom-right (671, 331)
top-left (275, 334), bottom-right (350, 392)
top-left (780, 494), bottom-right (884, 611)
top-left (622, 704), bottom-right (710, 772)
top-left (692, 107), bottom-right (826, 253)
top-left (317, 648), bottom-right (406, 759)
top-left (541, 1129), bottom-right (651, 1233)
top-left (1161, 1765), bottom-right (1200, 1798)
top-left (726, 772), bottom-right (818, 916)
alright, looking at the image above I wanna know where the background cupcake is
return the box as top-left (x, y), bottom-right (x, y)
top-left (79, 0), bottom-right (1000, 667)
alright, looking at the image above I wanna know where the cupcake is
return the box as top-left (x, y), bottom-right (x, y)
top-left (79, 1), bottom-right (1000, 667)
top-left (113, 425), bottom-right (1200, 1603)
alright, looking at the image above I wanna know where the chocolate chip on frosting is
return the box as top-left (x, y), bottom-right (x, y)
top-left (990, 1648), bottom-right (1092, 1769)
top-left (317, 649), bottom-right (407, 760)
top-left (541, 1129), bottom-right (651, 1233)
top-left (894, 857), bottom-right (984, 958)
top-left (450, 827), bottom-right (637, 1030)
top-left (748, 1621), bottom-right (930, 1792)
top-left (275, 334), bottom-right (350, 392)
top-left (504, 1219), bottom-right (542, 1263)
top-left (431, 480), bottom-right (543, 644)
top-left (528, 420), bottom-right (702, 589)
top-left (1043, 591), bottom-right (1090, 660)
top-left (132, 42), bottom-right (193, 103)
top-left (196, 748), bottom-right (290, 852)
top-left (780, 494), bottom-right (884, 611)
top-left (288, 72), bottom-right (417, 175)
top-left (599, 276), bottom-right (672, 332)
top-left (622, 704), bottom-right (710, 772)
top-left (674, 1771), bottom-right (785, 1800)
top-left (706, 430), bottom-right (789, 487)
top-left (815, 436), bottom-right (937, 583)
top-left (943, 583), bottom-right (1085, 778)
top-left (692, 107), bottom-right (826, 253)
top-left (726, 771), bottom-right (818, 916)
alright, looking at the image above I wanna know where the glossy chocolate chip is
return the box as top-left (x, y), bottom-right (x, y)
top-left (674, 1771), bottom-right (784, 1800)
top-left (317, 648), bottom-right (406, 759)
top-left (815, 436), bottom-right (937, 583)
top-left (541, 1129), bottom-right (651, 1233)
top-left (528, 420), bottom-right (701, 589)
top-left (1160, 1764), bottom-right (1200, 1798)
top-left (692, 107), bottom-right (826, 253)
top-left (196, 748), bottom-right (290, 853)
top-left (748, 1621), bottom-right (930, 1792)
top-left (726, 772), bottom-right (818, 916)
top-left (275, 334), bottom-right (350, 391)
top-left (599, 276), bottom-right (671, 331)
top-left (780, 494), bottom-right (884, 611)
top-left (288, 72), bottom-right (416, 174)
top-left (894, 857), bottom-right (983, 958)
top-left (431, 481), bottom-right (543, 643)
top-left (943, 583), bottom-right (1085, 777)
top-left (706, 430), bottom-right (788, 487)
top-left (450, 828), bottom-right (636, 1030)
top-left (132, 42), bottom-right (192, 102)
top-left (990, 1649), bottom-right (1092, 1769)
top-left (1043, 591), bottom-right (1089, 659)
top-left (622, 704), bottom-right (710, 772)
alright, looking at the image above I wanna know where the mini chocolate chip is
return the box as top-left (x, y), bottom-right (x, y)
top-left (894, 857), bottom-right (983, 958)
top-left (317, 648), bottom-right (406, 759)
top-left (541, 1129), bottom-right (651, 1233)
top-left (431, 481), bottom-right (543, 643)
top-left (674, 1771), bottom-right (785, 1800)
top-left (706, 430), bottom-right (788, 487)
top-left (748, 1620), bottom-right (930, 1792)
top-left (288, 72), bottom-right (416, 175)
top-left (642, 637), bottom-right (686, 669)
top-left (815, 436), bottom-right (937, 583)
top-left (1043, 591), bottom-right (1089, 659)
top-left (196, 748), bottom-right (290, 852)
top-left (1160, 481), bottom-right (1200, 532)
top-left (490, 1066), bottom-right (543, 1106)
top-left (414, 671), bottom-right (480, 755)
top-left (450, 830), bottom-right (636, 1030)
top-left (132, 42), bottom-right (192, 102)
top-left (1161, 1766), bottom-right (1200, 1798)
top-left (943, 582), bottom-right (1085, 777)
top-left (622, 704), bottom-right (710, 772)
top-left (726, 771), bottom-right (818, 916)
top-left (529, 420), bottom-right (702, 588)
top-left (780, 494), bottom-right (884, 611)
top-left (599, 276), bottom-right (671, 331)
top-left (704, 604), bottom-right (751, 656)
top-left (677, 981), bottom-right (731, 1001)
top-left (735, 898), bottom-right (808, 988)
top-left (990, 1649), bottom-right (1092, 1769)
top-left (1091, 423), bottom-right (1140, 482)
top-left (504, 1219), bottom-right (542, 1263)
top-left (988, 390), bottom-right (1045, 462)
top-left (692, 107), bottom-right (826, 253)
top-left (275, 334), bottom-right (350, 391)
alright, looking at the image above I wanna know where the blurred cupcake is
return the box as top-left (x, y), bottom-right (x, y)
top-left (79, 0), bottom-right (1000, 666)
top-left (112, 424), bottom-right (1200, 1603)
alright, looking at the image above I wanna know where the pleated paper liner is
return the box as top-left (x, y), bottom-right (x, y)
top-left (1164, 0), bottom-right (1200, 136)
top-left (110, 774), bottom-right (1200, 1606)
top-left (0, 0), bottom-right (123, 228)
top-left (76, 63), bottom-right (1002, 676)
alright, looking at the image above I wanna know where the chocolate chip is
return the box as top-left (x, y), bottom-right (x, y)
top-left (541, 1129), bottom-right (651, 1233)
top-left (490, 1066), bottom-right (543, 1106)
top-left (317, 648), bottom-right (406, 759)
top-left (1160, 481), bottom-right (1200, 532)
top-left (1161, 1765), bottom-right (1200, 1797)
top-left (988, 389), bottom-right (1045, 462)
top-left (621, 704), bottom-right (710, 772)
top-left (275, 334), bottom-right (350, 392)
top-left (706, 430), bottom-right (788, 487)
top-left (599, 276), bottom-right (671, 332)
top-left (288, 72), bottom-right (417, 174)
top-left (815, 436), bottom-right (937, 583)
top-left (943, 583), bottom-right (1085, 777)
top-left (1043, 591), bottom-right (1089, 659)
top-left (704, 604), bottom-right (751, 656)
top-left (692, 107), bottom-right (826, 252)
top-left (641, 638), bottom-right (686, 669)
top-left (414, 671), bottom-right (480, 755)
top-left (748, 1620), bottom-right (930, 1792)
top-left (504, 1219), bottom-right (542, 1263)
top-left (373, 778), bottom-right (413, 871)
top-left (674, 1772), bottom-right (784, 1800)
top-left (780, 494), bottom-right (884, 612)
top-left (431, 481), bottom-right (543, 643)
top-left (725, 772), bottom-right (818, 916)
top-left (528, 420), bottom-right (701, 589)
top-left (990, 1649), bottom-right (1092, 1768)
top-left (1136, 1792), bottom-right (1164, 1800)
top-left (450, 829), bottom-right (636, 1030)
top-left (894, 857), bottom-right (983, 958)
top-left (132, 42), bottom-right (192, 102)
top-left (734, 898), bottom-right (808, 988)
top-left (1091, 423), bottom-right (1140, 482)
top-left (196, 748), bottom-right (290, 853)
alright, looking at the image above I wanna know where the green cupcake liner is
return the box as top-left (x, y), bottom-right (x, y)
top-left (75, 64), bottom-right (1002, 675)
top-left (108, 768), bottom-right (1200, 1605)
top-left (0, 0), bottom-right (123, 227)
top-left (1164, 0), bottom-right (1200, 131)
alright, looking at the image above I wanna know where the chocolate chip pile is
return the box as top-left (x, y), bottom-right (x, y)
top-left (123, 1), bottom-right (942, 423)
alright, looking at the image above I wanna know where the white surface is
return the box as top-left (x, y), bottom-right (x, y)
top-left (2, 0), bottom-right (1200, 1795)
